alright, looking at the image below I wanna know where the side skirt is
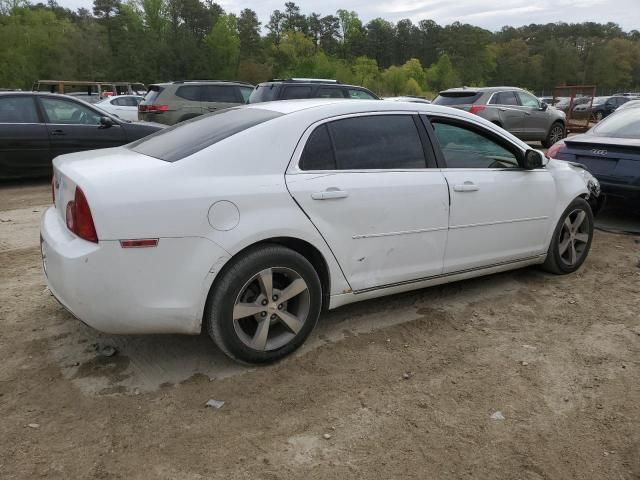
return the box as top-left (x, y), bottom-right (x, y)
top-left (328, 254), bottom-right (546, 310)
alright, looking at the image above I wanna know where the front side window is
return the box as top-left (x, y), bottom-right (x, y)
top-left (348, 89), bottom-right (376, 100)
top-left (431, 121), bottom-right (520, 169)
top-left (281, 86), bottom-right (312, 100)
top-left (40, 97), bottom-right (102, 125)
top-left (0, 96), bottom-right (40, 123)
top-left (317, 88), bottom-right (345, 99)
top-left (330, 115), bottom-right (426, 170)
top-left (517, 91), bottom-right (540, 108)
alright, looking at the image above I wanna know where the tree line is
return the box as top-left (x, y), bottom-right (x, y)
top-left (1, 0), bottom-right (639, 97)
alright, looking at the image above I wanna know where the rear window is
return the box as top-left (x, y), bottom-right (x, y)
top-left (433, 92), bottom-right (482, 106)
top-left (143, 86), bottom-right (164, 104)
top-left (591, 109), bottom-right (640, 139)
top-left (128, 107), bottom-right (282, 162)
top-left (249, 84), bottom-right (279, 103)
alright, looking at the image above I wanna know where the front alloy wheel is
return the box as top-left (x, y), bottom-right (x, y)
top-left (543, 198), bottom-right (594, 274)
top-left (206, 244), bottom-right (322, 364)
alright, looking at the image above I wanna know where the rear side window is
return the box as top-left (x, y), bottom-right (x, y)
top-left (281, 86), bottom-right (312, 100)
top-left (490, 91), bottom-right (519, 106)
top-left (175, 86), bottom-right (201, 101)
top-left (143, 86), bottom-right (164, 104)
top-left (129, 107), bottom-right (282, 162)
top-left (201, 85), bottom-right (241, 103)
top-left (300, 125), bottom-right (336, 170)
top-left (0, 96), bottom-right (40, 123)
top-left (433, 92), bottom-right (482, 106)
top-left (330, 115), bottom-right (426, 170)
top-left (239, 86), bottom-right (253, 103)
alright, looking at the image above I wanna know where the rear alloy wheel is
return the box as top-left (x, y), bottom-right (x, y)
top-left (206, 245), bottom-right (322, 363)
top-left (543, 198), bottom-right (593, 274)
top-left (542, 122), bottom-right (565, 148)
top-left (594, 111), bottom-right (604, 122)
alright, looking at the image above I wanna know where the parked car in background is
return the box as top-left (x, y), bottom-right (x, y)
top-left (572, 95), bottom-right (633, 121)
top-left (616, 99), bottom-right (640, 111)
top-left (66, 92), bottom-right (103, 104)
top-left (248, 79), bottom-right (379, 103)
top-left (383, 96), bottom-right (431, 104)
top-left (0, 92), bottom-right (164, 179)
top-left (547, 107), bottom-right (640, 200)
top-left (433, 87), bottom-right (566, 147)
top-left (538, 96), bottom-right (565, 106)
top-left (555, 96), bottom-right (591, 113)
top-left (138, 81), bottom-right (254, 125)
top-left (41, 100), bottom-right (600, 364)
top-left (96, 95), bottom-right (144, 121)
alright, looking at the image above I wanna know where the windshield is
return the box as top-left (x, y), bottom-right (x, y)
top-left (433, 92), bottom-right (482, 106)
top-left (248, 84), bottom-right (279, 103)
top-left (129, 107), bottom-right (282, 162)
top-left (591, 109), bottom-right (640, 139)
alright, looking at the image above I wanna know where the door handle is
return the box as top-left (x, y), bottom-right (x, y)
top-left (311, 189), bottom-right (349, 200)
top-left (207, 106), bottom-right (217, 111)
top-left (50, 129), bottom-right (66, 136)
top-left (498, 107), bottom-right (507, 111)
top-left (453, 182), bottom-right (479, 192)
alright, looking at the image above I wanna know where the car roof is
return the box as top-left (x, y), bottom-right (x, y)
top-left (439, 86), bottom-right (525, 94)
top-left (151, 80), bottom-right (253, 87)
top-left (257, 80), bottom-right (370, 89)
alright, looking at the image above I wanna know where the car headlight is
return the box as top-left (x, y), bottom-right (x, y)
top-left (582, 169), bottom-right (601, 198)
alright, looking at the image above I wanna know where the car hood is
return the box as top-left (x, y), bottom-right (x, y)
top-left (564, 133), bottom-right (640, 148)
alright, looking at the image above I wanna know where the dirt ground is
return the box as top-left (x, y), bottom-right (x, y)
top-left (1, 180), bottom-right (639, 480)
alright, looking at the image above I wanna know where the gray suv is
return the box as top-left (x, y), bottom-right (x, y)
top-left (248, 79), bottom-right (379, 103)
top-left (138, 80), bottom-right (254, 125)
top-left (433, 87), bottom-right (566, 147)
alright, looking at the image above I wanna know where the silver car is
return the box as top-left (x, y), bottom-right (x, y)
top-left (434, 87), bottom-right (567, 147)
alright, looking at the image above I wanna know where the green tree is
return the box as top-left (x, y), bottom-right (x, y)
top-left (425, 54), bottom-right (460, 91)
top-left (205, 13), bottom-right (240, 79)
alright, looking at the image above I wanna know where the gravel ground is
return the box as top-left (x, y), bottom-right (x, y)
top-left (0, 180), bottom-right (639, 479)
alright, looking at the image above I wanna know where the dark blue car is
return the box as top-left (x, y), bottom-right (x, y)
top-left (548, 108), bottom-right (640, 200)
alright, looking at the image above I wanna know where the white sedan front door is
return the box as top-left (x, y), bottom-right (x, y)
top-left (286, 113), bottom-right (450, 292)
top-left (427, 117), bottom-right (556, 273)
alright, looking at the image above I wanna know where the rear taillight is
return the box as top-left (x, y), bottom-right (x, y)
top-left (546, 141), bottom-right (565, 159)
top-left (65, 187), bottom-right (98, 243)
top-left (468, 105), bottom-right (485, 115)
top-left (138, 104), bottom-right (168, 113)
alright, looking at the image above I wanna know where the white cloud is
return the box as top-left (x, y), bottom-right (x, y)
top-left (56, 0), bottom-right (640, 32)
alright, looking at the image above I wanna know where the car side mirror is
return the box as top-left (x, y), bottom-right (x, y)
top-left (523, 149), bottom-right (544, 169)
top-left (99, 116), bottom-right (114, 129)
top-left (540, 102), bottom-right (548, 111)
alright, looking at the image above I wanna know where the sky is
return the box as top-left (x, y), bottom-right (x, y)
top-left (57, 0), bottom-right (640, 32)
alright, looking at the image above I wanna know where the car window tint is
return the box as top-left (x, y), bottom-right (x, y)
top-left (432, 122), bottom-right (519, 169)
top-left (491, 91), bottom-right (519, 106)
top-left (201, 85), bottom-right (240, 103)
top-left (0, 96), bottom-right (40, 123)
top-left (239, 86), bottom-right (253, 103)
top-left (348, 89), bottom-right (376, 100)
top-left (317, 88), bottom-right (345, 99)
top-left (433, 92), bottom-right (481, 105)
top-left (517, 92), bottom-right (540, 108)
top-left (282, 86), bottom-right (312, 100)
top-left (129, 107), bottom-right (282, 162)
top-left (175, 86), bottom-right (201, 101)
top-left (40, 97), bottom-right (102, 125)
top-left (329, 115), bottom-right (426, 170)
top-left (300, 124), bottom-right (336, 170)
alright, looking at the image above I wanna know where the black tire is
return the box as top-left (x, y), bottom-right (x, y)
top-left (542, 121), bottom-right (565, 148)
top-left (205, 244), bottom-right (322, 364)
top-left (542, 198), bottom-right (594, 274)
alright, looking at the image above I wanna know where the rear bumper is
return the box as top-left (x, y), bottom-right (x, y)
top-left (40, 207), bottom-right (230, 335)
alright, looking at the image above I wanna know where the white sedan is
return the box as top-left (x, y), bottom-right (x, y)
top-left (95, 95), bottom-right (143, 121)
top-left (41, 100), bottom-right (601, 364)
